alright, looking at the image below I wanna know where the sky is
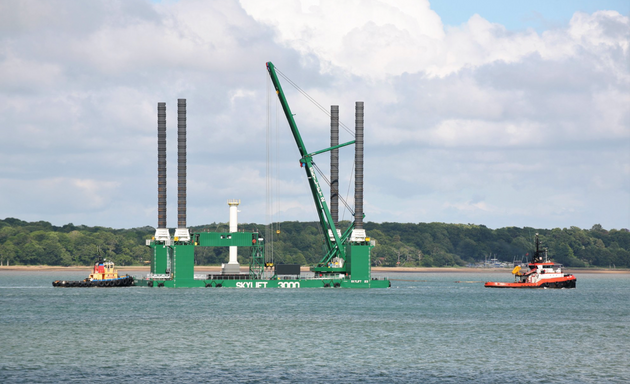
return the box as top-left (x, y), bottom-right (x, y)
top-left (0, 0), bottom-right (628, 231)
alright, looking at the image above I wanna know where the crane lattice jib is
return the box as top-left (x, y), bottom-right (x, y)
top-left (266, 62), bottom-right (348, 266)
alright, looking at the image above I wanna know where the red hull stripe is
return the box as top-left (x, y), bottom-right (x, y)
top-left (485, 277), bottom-right (576, 288)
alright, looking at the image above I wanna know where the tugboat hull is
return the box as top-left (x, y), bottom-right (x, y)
top-left (52, 276), bottom-right (134, 288)
top-left (485, 277), bottom-right (576, 289)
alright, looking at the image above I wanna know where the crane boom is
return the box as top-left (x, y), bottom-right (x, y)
top-left (266, 62), bottom-right (350, 268)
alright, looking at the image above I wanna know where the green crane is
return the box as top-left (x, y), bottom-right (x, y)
top-left (266, 62), bottom-right (358, 274)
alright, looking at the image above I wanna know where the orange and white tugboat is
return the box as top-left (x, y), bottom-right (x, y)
top-left (53, 257), bottom-right (134, 288)
top-left (485, 234), bottom-right (576, 289)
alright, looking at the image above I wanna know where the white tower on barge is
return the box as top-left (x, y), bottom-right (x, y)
top-left (222, 199), bottom-right (241, 274)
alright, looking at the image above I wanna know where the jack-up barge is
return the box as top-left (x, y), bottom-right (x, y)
top-left (134, 62), bottom-right (389, 288)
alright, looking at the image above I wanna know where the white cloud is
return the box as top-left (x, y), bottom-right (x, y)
top-left (0, 177), bottom-right (120, 214)
top-left (0, 55), bottom-right (63, 92)
top-left (241, 2), bottom-right (629, 82)
top-left (0, 0), bottom-right (627, 230)
top-left (240, 0), bottom-right (444, 77)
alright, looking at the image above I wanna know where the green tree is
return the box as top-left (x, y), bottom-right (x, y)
top-left (0, 240), bottom-right (18, 265)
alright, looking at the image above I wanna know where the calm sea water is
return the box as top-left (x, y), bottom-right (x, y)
top-left (1, 271), bottom-right (629, 383)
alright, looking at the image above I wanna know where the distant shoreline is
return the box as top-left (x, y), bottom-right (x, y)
top-left (1, 265), bottom-right (628, 274)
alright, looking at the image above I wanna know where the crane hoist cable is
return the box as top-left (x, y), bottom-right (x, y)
top-left (341, 161), bottom-right (355, 223)
top-left (275, 68), bottom-right (355, 138)
top-left (312, 162), bottom-right (355, 217)
top-left (275, 65), bottom-right (359, 221)
top-left (265, 73), bottom-right (277, 266)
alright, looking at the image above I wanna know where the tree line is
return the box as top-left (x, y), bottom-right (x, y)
top-left (0, 218), bottom-right (628, 268)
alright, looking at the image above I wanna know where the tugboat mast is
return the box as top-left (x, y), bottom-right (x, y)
top-left (532, 233), bottom-right (546, 263)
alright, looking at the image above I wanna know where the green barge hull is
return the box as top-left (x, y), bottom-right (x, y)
top-left (133, 277), bottom-right (390, 289)
top-left (139, 234), bottom-right (389, 288)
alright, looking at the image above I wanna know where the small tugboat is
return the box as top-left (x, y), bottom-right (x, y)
top-left (485, 234), bottom-right (576, 289)
top-left (53, 257), bottom-right (134, 288)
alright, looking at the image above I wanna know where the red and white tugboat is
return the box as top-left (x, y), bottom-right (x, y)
top-left (485, 234), bottom-right (576, 289)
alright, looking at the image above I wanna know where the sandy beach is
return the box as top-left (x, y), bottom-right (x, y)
top-left (1, 265), bottom-right (627, 274)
